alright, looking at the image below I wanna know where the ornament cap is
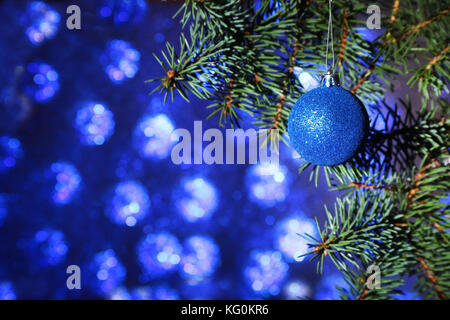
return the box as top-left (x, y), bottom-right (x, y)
top-left (320, 71), bottom-right (340, 87)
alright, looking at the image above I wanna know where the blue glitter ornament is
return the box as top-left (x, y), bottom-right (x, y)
top-left (288, 73), bottom-right (369, 166)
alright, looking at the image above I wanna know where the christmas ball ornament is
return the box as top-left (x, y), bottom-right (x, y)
top-left (288, 72), bottom-right (369, 166)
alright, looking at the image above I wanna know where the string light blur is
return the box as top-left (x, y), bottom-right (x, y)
top-left (180, 236), bottom-right (220, 282)
top-left (46, 162), bottom-right (81, 205)
top-left (23, 1), bottom-right (60, 45)
top-left (18, 228), bottom-right (68, 267)
top-left (0, 282), bottom-right (16, 300)
top-left (101, 40), bottom-right (140, 83)
top-left (246, 164), bottom-right (289, 207)
top-left (152, 284), bottom-right (180, 300)
top-left (90, 249), bottom-right (126, 296)
top-left (243, 250), bottom-right (288, 296)
top-left (137, 232), bottom-right (182, 278)
top-left (283, 280), bottom-right (311, 299)
top-left (74, 102), bottom-right (115, 146)
top-left (106, 180), bottom-right (151, 227)
top-left (275, 214), bottom-right (317, 262)
top-left (175, 177), bottom-right (218, 222)
top-left (133, 113), bottom-right (176, 159)
top-left (99, 0), bottom-right (147, 25)
top-left (129, 286), bottom-right (152, 300)
top-left (108, 287), bottom-right (131, 300)
top-left (23, 62), bottom-right (59, 103)
top-left (0, 136), bottom-right (23, 173)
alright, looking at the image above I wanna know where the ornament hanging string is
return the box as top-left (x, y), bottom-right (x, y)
top-left (288, 0), bottom-right (369, 167)
top-left (325, 0), bottom-right (335, 73)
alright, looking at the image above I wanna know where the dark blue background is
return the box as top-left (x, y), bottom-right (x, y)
top-left (0, 0), bottom-right (418, 300)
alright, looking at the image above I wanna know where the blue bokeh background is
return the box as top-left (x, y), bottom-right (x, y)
top-left (0, 0), bottom-right (418, 300)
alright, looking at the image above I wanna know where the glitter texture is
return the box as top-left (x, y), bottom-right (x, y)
top-left (288, 84), bottom-right (369, 166)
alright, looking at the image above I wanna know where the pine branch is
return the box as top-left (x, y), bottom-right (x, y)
top-left (392, 6), bottom-right (450, 44)
top-left (148, 0), bottom-right (450, 300)
top-left (417, 255), bottom-right (448, 300)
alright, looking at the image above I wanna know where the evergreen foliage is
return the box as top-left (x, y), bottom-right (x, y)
top-left (148, 0), bottom-right (450, 299)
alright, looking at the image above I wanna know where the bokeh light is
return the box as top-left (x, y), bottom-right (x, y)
top-left (18, 228), bottom-right (68, 267)
top-left (99, 0), bottom-right (147, 25)
top-left (293, 67), bottom-right (320, 91)
top-left (0, 136), bottom-right (23, 173)
top-left (23, 62), bottom-right (59, 103)
top-left (90, 249), bottom-right (126, 296)
top-left (137, 232), bottom-right (182, 278)
top-left (109, 287), bottom-right (131, 300)
top-left (179, 278), bottom-right (227, 299)
top-left (129, 286), bottom-right (152, 300)
top-left (0, 281), bottom-right (16, 300)
top-left (175, 177), bottom-right (218, 223)
top-left (0, 87), bottom-right (32, 131)
top-left (243, 250), bottom-right (288, 296)
top-left (152, 284), bottom-right (180, 300)
top-left (314, 273), bottom-right (348, 300)
top-left (106, 180), bottom-right (151, 227)
top-left (0, 0), bottom-right (381, 300)
top-left (0, 194), bottom-right (6, 227)
top-left (275, 214), bottom-right (317, 262)
top-left (133, 113), bottom-right (176, 160)
top-left (180, 236), bottom-right (220, 282)
top-left (290, 148), bottom-right (306, 164)
top-left (283, 280), bottom-right (311, 299)
top-left (109, 285), bottom-right (181, 300)
top-left (74, 102), bottom-right (115, 146)
top-left (246, 164), bottom-right (289, 207)
top-left (46, 162), bottom-right (81, 205)
top-left (101, 40), bottom-right (140, 83)
top-left (23, 1), bottom-right (60, 45)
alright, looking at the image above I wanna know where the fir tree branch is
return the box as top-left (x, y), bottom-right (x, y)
top-left (337, 9), bottom-right (348, 68)
top-left (392, 6), bottom-right (450, 43)
top-left (417, 255), bottom-right (448, 300)
top-left (148, 1), bottom-right (450, 299)
top-left (349, 182), bottom-right (391, 190)
top-left (352, 4), bottom-right (450, 94)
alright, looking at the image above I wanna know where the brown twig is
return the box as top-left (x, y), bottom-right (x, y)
top-left (337, 10), bottom-right (349, 68)
top-left (390, 0), bottom-right (400, 23)
top-left (419, 45), bottom-right (450, 81)
top-left (349, 182), bottom-right (391, 190)
top-left (392, 6), bottom-right (450, 43)
top-left (407, 160), bottom-right (440, 200)
top-left (418, 256), bottom-right (447, 300)
top-left (313, 236), bottom-right (336, 257)
top-left (352, 5), bottom-right (449, 93)
top-left (223, 78), bottom-right (234, 117)
top-left (407, 159), bottom-right (444, 233)
top-left (351, 65), bottom-right (375, 94)
top-left (272, 94), bottom-right (286, 130)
